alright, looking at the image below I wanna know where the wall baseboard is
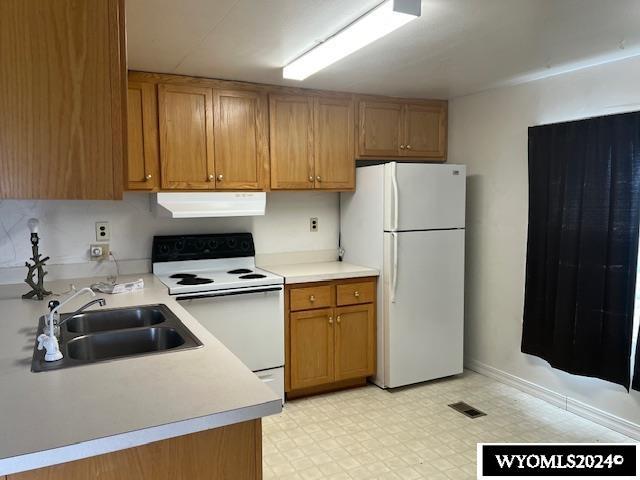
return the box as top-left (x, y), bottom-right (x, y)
top-left (465, 358), bottom-right (640, 440)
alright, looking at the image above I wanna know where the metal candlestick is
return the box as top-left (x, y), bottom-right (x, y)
top-left (23, 219), bottom-right (51, 300)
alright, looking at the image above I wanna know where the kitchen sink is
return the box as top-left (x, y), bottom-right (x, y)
top-left (65, 306), bottom-right (165, 333)
top-left (67, 327), bottom-right (186, 361)
top-left (31, 304), bottom-right (202, 372)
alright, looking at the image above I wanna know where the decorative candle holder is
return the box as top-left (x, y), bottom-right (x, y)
top-left (23, 219), bottom-right (51, 300)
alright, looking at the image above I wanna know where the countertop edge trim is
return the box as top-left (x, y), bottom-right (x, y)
top-left (0, 399), bottom-right (282, 476)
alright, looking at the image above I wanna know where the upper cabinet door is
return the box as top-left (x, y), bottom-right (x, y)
top-left (269, 94), bottom-right (314, 190)
top-left (357, 101), bottom-right (403, 157)
top-left (0, 0), bottom-right (125, 199)
top-left (126, 82), bottom-right (159, 190)
top-left (158, 84), bottom-right (215, 190)
top-left (213, 90), bottom-right (268, 190)
top-left (314, 96), bottom-right (355, 190)
top-left (402, 103), bottom-right (447, 160)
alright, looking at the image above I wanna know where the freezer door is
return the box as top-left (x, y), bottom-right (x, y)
top-left (383, 229), bottom-right (464, 388)
top-left (384, 163), bottom-right (466, 231)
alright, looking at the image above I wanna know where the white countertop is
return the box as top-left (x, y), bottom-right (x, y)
top-left (261, 261), bottom-right (379, 284)
top-left (0, 274), bottom-right (281, 475)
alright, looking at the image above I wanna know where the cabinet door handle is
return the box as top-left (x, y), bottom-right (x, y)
top-left (316, 175), bottom-right (322, 182)
top-left (217, 174), bottom-right (224, 181)
top-left (400, 144), bottom-right (405, 150)
top-left (309, 295), bottom-right (316, 302)
top-left (328, 316), bottom-right (333, 324)
top-left (336, 315), bottom-right (341, 324)
top-left (406, 145), bottom-right (412, 150)
top-left (208, 174), bottom-right (214, 181)
top-left (308, 175), bottom-right (314, 182)
top-left (354, 291), bottom-right (360, 298)
top-left (145, 174), bottom-right (152, 180)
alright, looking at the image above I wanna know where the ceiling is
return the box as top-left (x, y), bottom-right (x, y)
top-left (126, 0), bottom-right (640, 99)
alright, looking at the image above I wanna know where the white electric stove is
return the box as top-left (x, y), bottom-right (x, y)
top-left (152, 233), bottom-right (285, 402)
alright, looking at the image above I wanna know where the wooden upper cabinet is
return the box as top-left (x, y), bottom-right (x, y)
top-left (357, 98), bottom-right (448, 161)
top-left (158, 84), bottom-right (215, 189)
top-left (269, 95), bottom-right (314, 190)
top-left (402, 103), bottom-right (447, 159)
top-left (290, 308), bottom-right (335, 390)
top-left (334, 304), bottom-right (375, 381)
top-left (126, 82), bottom-right (159, 190)
top-left (0, 0), bottom-right (126, 199)
top-left (213, 90), bottom-right (268, 190)
top-left (358, 101), bottom-right (403, 157)
top-left (314, 96), bottom-right (355, 190)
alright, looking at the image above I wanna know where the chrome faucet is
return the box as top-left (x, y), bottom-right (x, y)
top-left (38, 287), bottom-right (106, 362)
top-left (57, 298), bottom-right (107, 327)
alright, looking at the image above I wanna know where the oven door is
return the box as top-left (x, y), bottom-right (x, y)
top-left (176, 286), bottom-right (284, 372)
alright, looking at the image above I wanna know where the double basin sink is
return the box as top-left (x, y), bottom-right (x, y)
top-left (32, 304), bottom-right (202, 372)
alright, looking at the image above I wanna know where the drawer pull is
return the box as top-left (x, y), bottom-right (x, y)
top-left (354, 291), bottom-right (360, 298)
top-left (309, 295), bottom-right (316, 302)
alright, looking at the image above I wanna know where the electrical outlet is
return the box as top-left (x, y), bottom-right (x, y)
top-left (90, 243), bottom-right (109, 261)
top-left (95, 221), bottom-right (110, 241)
top-left (310, 217), bottom-right (319, 232)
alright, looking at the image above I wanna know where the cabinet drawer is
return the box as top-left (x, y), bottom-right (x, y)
top-left (290, 285), bottom-right (333, 311)
top-left (336, 281), bottom-right (375, 306)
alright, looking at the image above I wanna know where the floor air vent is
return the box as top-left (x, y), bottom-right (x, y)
top-left (448, 402), bottom-right (486, 419)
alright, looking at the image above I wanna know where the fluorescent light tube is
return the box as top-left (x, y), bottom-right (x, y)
top-left (283, 0), bottom-right (421, 81)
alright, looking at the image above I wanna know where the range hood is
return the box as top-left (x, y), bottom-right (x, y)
top-left (153, 192), bottom-right (266, 218)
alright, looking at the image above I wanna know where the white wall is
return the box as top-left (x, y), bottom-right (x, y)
top-left (449, 55), bottom-right (640, 427)
top-left (0, 192), bottom-right (339, 284)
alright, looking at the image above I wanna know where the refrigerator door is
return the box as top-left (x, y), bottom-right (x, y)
top-left (383, 229), bottom-right (464, 388)
top-left (384, 163), bottom-right (466, 231)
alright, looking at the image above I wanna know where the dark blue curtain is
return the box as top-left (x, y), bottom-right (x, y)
top-left (522, 111), bottom-right (640, 390)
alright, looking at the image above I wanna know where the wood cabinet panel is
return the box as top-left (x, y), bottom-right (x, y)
top-left (336, 281), bottom-right (375, 306)
top-left (8, 420), bottom-right (262, 480)
top-left (314, 97), bottom-right (355, 190)
top-left (0, 0), bottom-right (125, 199)
top-left (213, 90), bottom-right (268, 190)
top-left (403, 103), bottom-right (447, 159)
top-left (358, 101), bottom-right (403, 157)
top-left (286, 277), bottom-right (377, 398)
top-left (335, 304), bottom-right (375, 381)
top-left (127, 81), bottom-right (159, 190)
top-left (290, 285), bottom-right (333, 311)
top-left (290, 308), bottom-right (335, 389)
top-left (269, 95), bottom-right (315, 189)
top-left (158, 84), bottom-right (215, 189)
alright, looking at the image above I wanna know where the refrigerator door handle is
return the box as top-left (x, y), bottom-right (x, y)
top-left (392, 162), bottom-right (399, 231)
top-left (391, 231), bottom-right (398, 303)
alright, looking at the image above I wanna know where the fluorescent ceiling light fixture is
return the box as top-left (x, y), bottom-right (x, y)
top-left (283, 0), bottom-right (421, 81)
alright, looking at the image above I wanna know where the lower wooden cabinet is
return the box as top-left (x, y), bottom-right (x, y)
top-left (334, 304), bottom-right (375, 381)
top-left (8, 420), bottom-right (262, 480)
top-left (286, 277), bottom-right (376, 397)
top-left (290, 307), bottom-right (335, 390)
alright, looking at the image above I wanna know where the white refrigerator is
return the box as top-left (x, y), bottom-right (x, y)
top-left (340, 162), bottom-right (466, 388)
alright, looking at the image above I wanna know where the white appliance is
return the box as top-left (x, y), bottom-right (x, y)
top-left (152, 233), bottom-right (285, 402)
top-left (153, 192), bottom-right (266, 218)
top-left (340, 162), bottom-right (466, 388)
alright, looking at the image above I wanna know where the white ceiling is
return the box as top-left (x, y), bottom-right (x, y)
top-left (126, 0), bottom-right (640, 99)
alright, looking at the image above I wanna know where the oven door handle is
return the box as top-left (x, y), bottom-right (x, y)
top-left (175, 286), bottom-right (283, 301)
